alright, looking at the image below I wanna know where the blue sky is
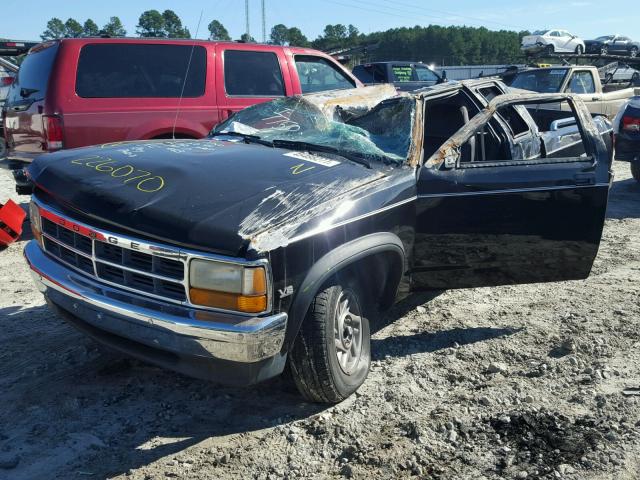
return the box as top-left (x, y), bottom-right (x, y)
top-left (1, 0), bottom-right (637, 42)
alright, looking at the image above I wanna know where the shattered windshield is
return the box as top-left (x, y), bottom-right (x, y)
top-left (511, 69), bottom-right (568, 93)
top-left (211, 95), bottom-right (415, 164)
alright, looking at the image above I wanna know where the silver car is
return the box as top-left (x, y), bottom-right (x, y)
top-left (603, 64), bottom-right (640, 84)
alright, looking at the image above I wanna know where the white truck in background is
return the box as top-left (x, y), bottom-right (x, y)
top-left (510, 65), bottom-right (640, 118)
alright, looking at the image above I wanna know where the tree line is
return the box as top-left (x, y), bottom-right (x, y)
top-left (41, 11), bottom-right (529, 65)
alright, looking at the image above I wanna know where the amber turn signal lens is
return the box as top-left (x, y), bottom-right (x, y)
top-left (190, 288), bottom-right (267, 314)
top-left (244, 267), bottom-right (267, 296)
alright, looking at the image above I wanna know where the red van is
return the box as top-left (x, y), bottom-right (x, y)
top-left (2, 38), bottom-right (361, 165)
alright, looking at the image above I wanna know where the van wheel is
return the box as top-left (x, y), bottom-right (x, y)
top-left (631, 163), bottom-right (640, 183)
top-left (289, 282), bottom-right (371, 403)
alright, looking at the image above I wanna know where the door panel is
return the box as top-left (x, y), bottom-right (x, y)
top-left (412, 97), bottom-right (610, 290)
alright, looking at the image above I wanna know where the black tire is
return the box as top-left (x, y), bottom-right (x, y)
top-left (545, 44), bottom-right (555, 55)
top-left (632, 73), bottom-right (640, 85)
top-left (575, 45), bottom-right (583, 55)
top-left (630, 47), bottom-right (639, 58)
top-left (632, 163), bottom-right (640, 183)
top-left (289, 282), bottom-right (371, 403)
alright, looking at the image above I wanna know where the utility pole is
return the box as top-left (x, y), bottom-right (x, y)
top-left (245, 0), bottom-right (250, 38)
top-left (262, 0), bottom-right (266, 43)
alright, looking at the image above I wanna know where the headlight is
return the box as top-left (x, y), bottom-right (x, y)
top-left (189, 259), bottom-right (268, 313)
top-left (29, 201), bottom-right (43, 246)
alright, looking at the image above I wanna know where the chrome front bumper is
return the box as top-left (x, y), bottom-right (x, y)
top-left (24, 241), bottom-right (288, 367)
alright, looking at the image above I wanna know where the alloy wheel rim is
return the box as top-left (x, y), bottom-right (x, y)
top-left (334, 290), bottom-right (363, 375)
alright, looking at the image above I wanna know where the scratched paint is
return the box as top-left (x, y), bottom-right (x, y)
top-left (238, 174), bottom-right (388, 253)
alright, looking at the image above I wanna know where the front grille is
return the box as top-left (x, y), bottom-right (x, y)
top-left (94, 241), bottom-right (183, 280)
top-left (41, 216), bottom-right (187, 303)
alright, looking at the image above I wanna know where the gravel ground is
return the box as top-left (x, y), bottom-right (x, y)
top-left (0, 160), bottom-right (639, 480)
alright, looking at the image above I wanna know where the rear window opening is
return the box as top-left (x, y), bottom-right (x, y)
top-left (75, 43), bottom-right (207, 98)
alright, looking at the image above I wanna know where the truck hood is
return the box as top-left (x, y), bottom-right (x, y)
top-left (29, 139), bottom-right (388, 256)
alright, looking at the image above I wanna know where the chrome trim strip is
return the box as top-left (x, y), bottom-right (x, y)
top-left (94, 258), bottom-right (183, 283)
top-left (287, 196), bottom-right (418, 245)
top-left (25, 241), bottom-right (286, 363)
top-left (33, 196), bottom-right (272, 316)
top-left (417, 183), bottom-right (610, 199)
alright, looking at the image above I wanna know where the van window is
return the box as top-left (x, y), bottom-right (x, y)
top-left (295, 55), bottom-right (355, 93)
top-left (76, 44), bottom-right (206, 98)
top-left (224, 50), bottom-right (285, 97)
top-left (7, 43), bottom-right (59, 103)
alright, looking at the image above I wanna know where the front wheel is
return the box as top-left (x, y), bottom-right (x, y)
top-left (631, 163), bottom-right (640, 183)
top-left (545, 44), bottom-right (555, 55)
top-left (630, 47), bottom-right (638, 58)
top-left (289, 282), bottom-right (371, 403)
top-left (575, 45), bottom-right (584, 55)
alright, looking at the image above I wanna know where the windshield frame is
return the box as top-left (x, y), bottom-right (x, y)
top-left (211, 93), bottom-right (419, 166)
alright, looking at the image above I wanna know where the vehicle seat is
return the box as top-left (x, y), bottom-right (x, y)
top-left (423, 103), bottom-right (468, 158)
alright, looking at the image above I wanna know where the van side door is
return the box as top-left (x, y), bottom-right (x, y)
top-left (413, 96), bottom-right (610, 290)
top-left (214, 45), bottom-right (293, 122)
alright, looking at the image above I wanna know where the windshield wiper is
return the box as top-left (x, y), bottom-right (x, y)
top-left (210, 131), bottom-right (273, 147)
top-left (271, 139), bottom-right (379, 169)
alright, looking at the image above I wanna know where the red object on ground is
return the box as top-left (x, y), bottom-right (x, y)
top-left (0, 200), bottom-right (26, 247)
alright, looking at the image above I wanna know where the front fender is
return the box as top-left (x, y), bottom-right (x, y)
top-left (283, 232), bottom-right (405, 349)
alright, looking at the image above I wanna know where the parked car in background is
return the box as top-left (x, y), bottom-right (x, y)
top-left (521, 29), bottom-right (585, 55)
top-left (352, 61), bottom-right (442, 91)
top-left (2, 38), bottom-right (361, 168)
top-left (602, 64), bottom-right (640, 85)
top-left (0, 58), bottom-right (18, 158)
top-left (509, 65), bottom-right (640, 117)
top-left (0, 58), bottom-right (17, 110)
top-left (23, 81), bottom-right (613, 402)
top-left (585, 35), bottom-right (640, 57)
top-left (613, 96), bottom-right (640, 181)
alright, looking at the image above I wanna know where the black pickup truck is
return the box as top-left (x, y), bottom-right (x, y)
top-left (24, 80), bottom-right (613, 403)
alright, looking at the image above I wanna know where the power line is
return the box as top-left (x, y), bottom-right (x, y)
top-left (323, 0), bottom-right (526, 32)
top-left (374, 0), bottom-right (528, 31)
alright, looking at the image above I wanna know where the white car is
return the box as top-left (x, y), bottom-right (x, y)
top-left (521, 29), bottom-right (586, 55)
